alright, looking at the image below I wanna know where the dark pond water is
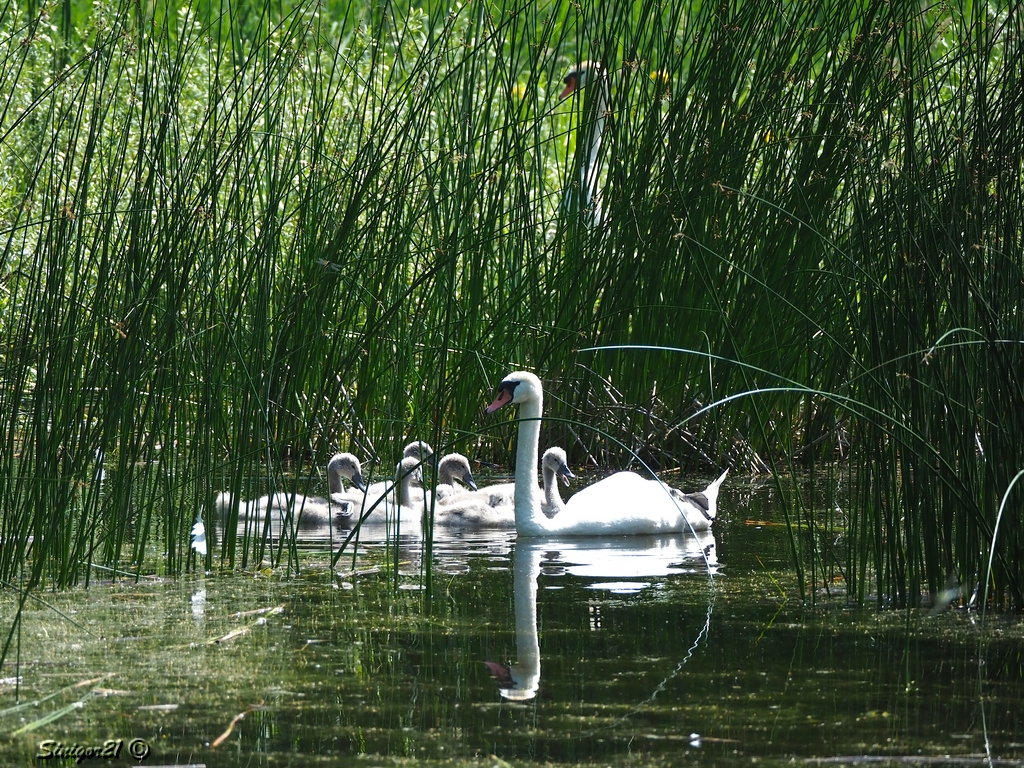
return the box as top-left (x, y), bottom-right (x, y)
top-left (2, 479), bottom-right (1023, 767)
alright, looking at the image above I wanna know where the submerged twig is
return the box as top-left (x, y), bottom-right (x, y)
top-left (211, 702), bottom-right (268, 749)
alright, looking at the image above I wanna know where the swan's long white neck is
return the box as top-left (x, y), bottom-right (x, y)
top-left (513, 394), bottom-right (549, 537)
top-left (579, 74), bottom-right (607, 211)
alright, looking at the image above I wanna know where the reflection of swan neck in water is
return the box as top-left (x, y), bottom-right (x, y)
top-left (485, 372), bottom-right (728, 537)
top-left (488, 533), bottom-right (719, 701)
top-left (490, 544), bottom-right (543, 700)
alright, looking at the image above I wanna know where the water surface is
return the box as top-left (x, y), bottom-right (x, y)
top-left (2, 480), bottom-right (1022, 767)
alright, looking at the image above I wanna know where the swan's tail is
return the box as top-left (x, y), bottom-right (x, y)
top-left (701, 468), bottom-right (729, 520)
top-left (678, 468), bottom-right (729, 522)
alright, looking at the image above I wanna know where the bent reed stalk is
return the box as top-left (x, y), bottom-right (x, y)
top-left (0, 0), bottom-right (1021, 615)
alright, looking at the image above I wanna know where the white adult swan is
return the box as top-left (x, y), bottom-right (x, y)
top-left (433, 447), bottom-right (573, 528)
top-left (484, 371), bottom-right (728, 537)
top-left (568, 468), bottom-right (723, 533)
top-left (214, 452), bottom-right (366, 527)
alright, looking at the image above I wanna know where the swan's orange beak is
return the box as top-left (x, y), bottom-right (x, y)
top-left (485, 388), bottom-right (513, 413)
top-left (559, 73), bottom-right (578, 99)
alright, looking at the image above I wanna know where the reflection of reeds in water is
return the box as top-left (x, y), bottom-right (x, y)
top-left (0, 0), bottom-right (1020, 617)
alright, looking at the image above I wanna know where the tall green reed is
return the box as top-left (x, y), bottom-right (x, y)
top-left (0, 0), bottom-right (1020, 620)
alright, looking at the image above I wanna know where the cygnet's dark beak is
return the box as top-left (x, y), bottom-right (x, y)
top-left (558, 463), bottom-right (575, 486)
